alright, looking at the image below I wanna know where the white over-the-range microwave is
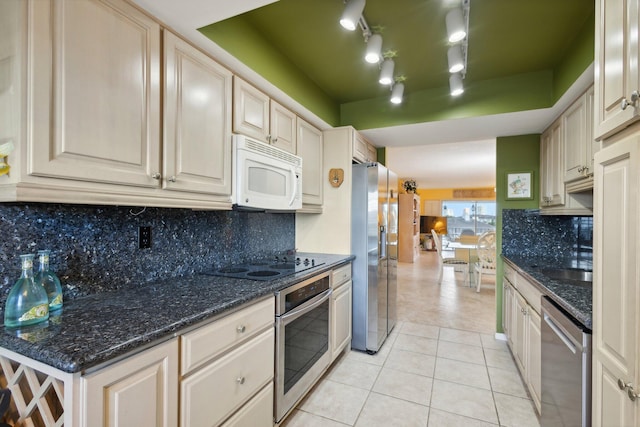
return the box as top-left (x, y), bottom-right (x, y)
top-left (232, 134), bottom-right (303, 211)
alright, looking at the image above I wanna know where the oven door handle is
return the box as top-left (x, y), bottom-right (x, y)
top-left (280, 288), bottom-right (332, 326)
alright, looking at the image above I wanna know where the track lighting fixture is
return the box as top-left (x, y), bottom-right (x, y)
top-left (340, 0), bottom-right (366, 31)
top-left (450, 73), bottom-right (464, 96)
top-left (390, 82), bottom-right (404, 104)
top-left (379, 59), bottom-right (395, 85)
top-left (446, 8), bottom-right (466, 43)
top-left (365, 34), bottom-right (383, 63)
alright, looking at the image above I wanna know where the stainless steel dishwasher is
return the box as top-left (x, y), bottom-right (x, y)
top-left (541, 296), bottom-right (592, 427)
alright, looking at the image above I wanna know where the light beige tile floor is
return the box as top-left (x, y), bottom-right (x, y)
top-left (282, 251), bottom-right (541, 427)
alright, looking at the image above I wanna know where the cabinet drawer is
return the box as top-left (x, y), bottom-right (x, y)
top-left (332, 264), bottom-right (352, 288)
top-left (503, 263), bottom-right (517, 285)
top-left (516, 273), bottom-right (543, 315)
top-left (181, 328), bottom-right (274, 427)
top-left (221, 383), bottom-right (273, 427)
top-left (181, 298), bottom-right (274, 375)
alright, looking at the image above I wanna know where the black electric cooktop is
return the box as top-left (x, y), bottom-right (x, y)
top-left (202, 256), bottom-right (325, 281)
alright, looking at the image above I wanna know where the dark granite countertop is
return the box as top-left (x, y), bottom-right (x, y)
top-left (502, 255), bottom-right (592, 330)
top-left (0, 253), bottom-right (353, 374)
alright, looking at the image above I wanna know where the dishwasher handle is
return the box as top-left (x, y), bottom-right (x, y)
top-left (544, 312), bottom-right (578, 354)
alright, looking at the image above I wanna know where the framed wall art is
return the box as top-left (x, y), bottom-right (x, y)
top-left (506, 171), bottom-right (533, 200)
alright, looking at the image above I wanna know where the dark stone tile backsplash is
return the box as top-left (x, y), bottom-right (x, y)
top-left (0, 203), bottom-right (295, 305)
top-left (502, 209), bottom-right (593, 262)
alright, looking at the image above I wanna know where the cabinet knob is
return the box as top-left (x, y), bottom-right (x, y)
top-left (266, 135), bottom-right (272, 143)
top-left (236, 325), bottom-right (246, 333)
top-left (618, 379), bottom-right (632, 390)
top-left (236, 376), bottom-right (246, 385)
top-left (168, 176), bottom-right (177, 183)
top-left (151, 172), bottom-right (161, 180)
top-left (628, 387), bottom-right (639, 402)
top-left (621, 90), bottom-right (639, 110)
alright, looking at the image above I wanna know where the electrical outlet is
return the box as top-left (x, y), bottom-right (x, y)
top-left (138, 226), bottom-right (151, 249)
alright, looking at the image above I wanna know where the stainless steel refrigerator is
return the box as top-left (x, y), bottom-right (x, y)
top-left (351, 163), bottom-right (398, 353)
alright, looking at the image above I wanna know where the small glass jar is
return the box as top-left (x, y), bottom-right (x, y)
top-left (4, 254), bottom-right (50, 328)
top-left (35, 250), bottom-right (63, 312)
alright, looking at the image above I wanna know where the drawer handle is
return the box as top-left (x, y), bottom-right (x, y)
top-left (236, 325), bottom-right (246, 333)
top-left (236, 376), bottom-right (245, 385)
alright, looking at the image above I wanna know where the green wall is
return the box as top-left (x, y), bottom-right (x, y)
top-left (199, 18), bottom-right (341, 126)
top-left (495, 134), bottom-right (541, 333)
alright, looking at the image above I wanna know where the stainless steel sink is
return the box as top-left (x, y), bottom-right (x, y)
top-left (539, 267), bottom-right (593, 284)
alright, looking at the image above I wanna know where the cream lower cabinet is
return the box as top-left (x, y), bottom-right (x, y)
top-left (592, 130), bottom-right (640, 426)
top-left (502, 265), bottom-right (542, 414)
top-left (331, 264), bottom-right (353, 361)
top-left (297, 118), bottom-right (324, 208)
top-left (180, 298), bottom-right (275, 427)
top-left (82, 339), bottom-right (179, 427)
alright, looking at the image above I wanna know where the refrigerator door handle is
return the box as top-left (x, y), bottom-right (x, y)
top-left (380, 225), bottom-right (387, 258)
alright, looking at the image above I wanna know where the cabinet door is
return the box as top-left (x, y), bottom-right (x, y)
top-left (593, 133), bottom-right (639, 426)
top-left (297, 117), bottom-right (323, 205)
top-left (423, 200), bottom-right (442, 216)
top-left (163, 32), bottom-right (232, 196)
top-left (367, 144), bottom-right (378, 162)
top-left (331, 280), bottom-right (353, 361)
top-left (540, 120), bottom-right (564, 207)
top-left (220, 383), bottom-right (273, 427)
top-left (83, 339), bottom-right (178, 427)
top-left (594, 0), bottom-right (640, 140)
top-left (563, 91), bottom-right (588, 183)
top-left (527, 309), bottom-right (541, 414)
top-left (232, 77), bottom-right (269, 142)
top-left (353, 132), bottom-right (369, 163)
top-left (270, 100), bottom-right (297, 153)
top-left (502, 280), bottom-right (512, 342)
top-left (513, 292), bottom-right (528, 374)
top-left (29, 0), bottom-right (161, 187)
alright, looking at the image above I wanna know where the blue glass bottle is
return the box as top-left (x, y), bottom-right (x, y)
top-left (35, 250), bottom-right (63, 312)
top-left (4, 254), bottom-right (49, 328)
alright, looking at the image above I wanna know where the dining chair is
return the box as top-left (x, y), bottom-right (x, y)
top-left (431, 229), bottom-right (469, 286)
top-left (474, 230), bottom-right (497, 292)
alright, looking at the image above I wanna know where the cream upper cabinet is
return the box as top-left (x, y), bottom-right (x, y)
top-left (232, 77), bottom-right (270, 141)
top-left (82, 339), bottom-right (179, 427)
top-left (594, 0), bottom-right (640, 140)
top-left (423, 200), bottom-right (442, 216)
top-left (297, 117), bottom-right (323, 207)
top-left (163, 31), bottom-right (232, 197)
top-left (29, 0), bottom-right (161, 187)
top-left (233, 77), bottom-right (297, 153)
top-left (592, 132), bottom-right (639, 427)
top-left (540, 120), bottom-right (564, 207)
top-left (270, 100), bottom-right (297, 153)
top-left (564, 87), bottom-right (595, 183)
top-left (353, 132), bottom-right (376, 163)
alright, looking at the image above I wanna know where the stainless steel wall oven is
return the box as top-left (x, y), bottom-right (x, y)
top-left (274, 271), bottom-right (332, 423)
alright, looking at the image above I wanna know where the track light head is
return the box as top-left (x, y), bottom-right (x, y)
top-left (340, 0), bottom-right (366, 31)
top-left (446, 8), bottom-right (466, 43)
top-left (365, 34), bottom-right (383, 63)
top-left (390, 82), bottom-right (404, 104)
top-left (379, 59), bottom-right (395, 85)
top-left (447, 45), bottom-right (465, 73)
top-left (449, 73), bottom-right (464, 96)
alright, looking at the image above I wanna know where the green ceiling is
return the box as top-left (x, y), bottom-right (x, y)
top-left (200, 0), bottom-right (594, 129)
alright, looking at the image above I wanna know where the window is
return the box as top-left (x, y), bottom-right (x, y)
top-left (441, 201), bottom-right (496, 239)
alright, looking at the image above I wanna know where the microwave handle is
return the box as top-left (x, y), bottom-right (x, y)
top-left (289, 166), bottom-right (298, 207)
